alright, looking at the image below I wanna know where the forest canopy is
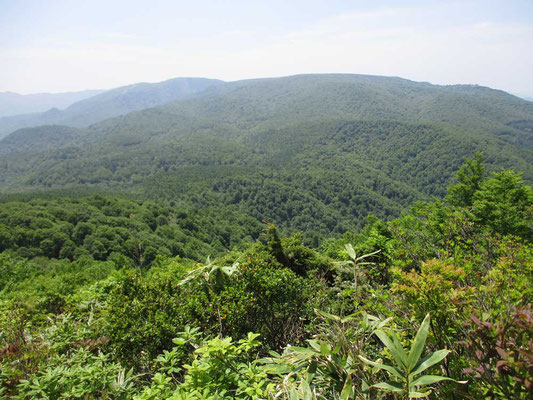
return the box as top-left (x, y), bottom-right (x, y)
top-left (1, 155), bottom-right (532, 399)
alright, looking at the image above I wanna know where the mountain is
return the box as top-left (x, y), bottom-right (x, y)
top-left (1, 74), bottom-right (532, 240)
top-left (0, 89), bottom-right (103, 118)
top-left (0, 77), bottom-right (224, 139)
top-left (0, 125), bottom-right (82, 155)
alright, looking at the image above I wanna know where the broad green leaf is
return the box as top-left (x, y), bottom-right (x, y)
top-left (307, 339), bottom-right (321, 352)
top-left (358, 355), bottom-right (403, 379)
top-left (345, 244), bottom-right (356, 260)
top-left (407, 314), bottom-right (431, 370)
top-left (409, 350), bottom-right (450, 377)
top-left (410, 375), bottom-right (458, 388)
top-left (375, 330), bottom-right (406, 369)
top-left (372, 381), bottom-right (403, 392)
top-left (390, 330), bottom-right (408, 367)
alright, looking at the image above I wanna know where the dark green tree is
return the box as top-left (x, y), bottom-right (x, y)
top-left (472, 170), bottom-right (533, 239)
top-left (446, 152), bottom-right (485, 207)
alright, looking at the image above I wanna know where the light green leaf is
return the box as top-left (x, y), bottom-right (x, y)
top-left (372, 381), bottom-right (403, 392)
top-left (375, 330), bottom-right (407, 369)
top-left (390, 330), bottom-right (408, 367)
top-left (345, 244), bottom-right (356, 260)
top-left (358, 356), bottom-right (403, 379)
top-left (307, 339), bottom-right (321, 352)
top-left (409, 350), bottom-right (450, 377)
top-left (407, 314), bottom-right (431, 370)
top-left (410, 375), bottom-right (466, 388)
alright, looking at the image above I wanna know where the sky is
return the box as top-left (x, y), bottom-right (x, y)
top-left (1, 0), bottom-right (532, 96)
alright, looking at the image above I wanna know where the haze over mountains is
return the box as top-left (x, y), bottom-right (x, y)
top-left (0, 77), bottom-right (223, 139)
top-left (0, 89), bottom-right (103, 119)
top-left (1, 74), bottom-right (531, 239)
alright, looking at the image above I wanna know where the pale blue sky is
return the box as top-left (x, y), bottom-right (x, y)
top-left (1, 0), bottom-right (532, 95)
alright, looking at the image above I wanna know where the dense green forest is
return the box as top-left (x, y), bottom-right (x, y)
top-left (0, 75), bottom-right (532, 398)
top-left (1, 155), bottom-right (532, 399)
top-left (1, 75), bottom-right (532, 243)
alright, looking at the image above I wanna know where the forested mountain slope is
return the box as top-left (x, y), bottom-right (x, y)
top-left (1, 156), bottom-right (532, 399)
top-left (0, 195), bottom-right (262, 264)
top-left (1, 74), bottom-right (532, 239)
top-left (0, 125), bottom-right (82, 155)
top-left (0, 77), bottom-right (224, 139)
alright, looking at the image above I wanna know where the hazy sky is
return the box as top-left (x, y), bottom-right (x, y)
top-left (1, 0), bottom-right (532, 95)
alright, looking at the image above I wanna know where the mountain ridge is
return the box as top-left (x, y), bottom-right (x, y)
top-left (0, 89), bottom-right (104, 118)
top-left (0, 77), bottom-right (224, 139)
top-left (1, 73), bottom-right (531, 239)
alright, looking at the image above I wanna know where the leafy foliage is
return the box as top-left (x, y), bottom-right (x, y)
top-left (0, 195), bottom-right (262, 265)
top-left (0, 156), bottom-right (532, 399)
top-left (359, 314), bottom-right (464, 398)
top-left (1, 75), bottom-right (532, 242)
top-left (460, 307), bottom-right (533, 399)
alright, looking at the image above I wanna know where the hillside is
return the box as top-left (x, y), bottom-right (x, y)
top-left (0, 77), bottom-right (224, 139)
top-left (1, 75), bottom-right (532, 399)
top-left (1, 74), bottom-right (532, 240)
top-left (1, 157), bottom-right (532, 399)
top-left (0, 125), bottom-right (82, 155)
top-left (0, 89), bottom-right (103, 118)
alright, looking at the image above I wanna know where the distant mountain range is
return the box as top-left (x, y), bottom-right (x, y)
top-left (0, 77), bottom-right (223, 139)
top-left (1, 74), bottom-right (531, 237)
top-left (0, 89), bottom-right (104, 118)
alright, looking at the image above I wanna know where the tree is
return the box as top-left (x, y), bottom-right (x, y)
top-left (446, 152), bottom-right (485, 207)
top-left (472, 170), bottom-right (533, 239)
